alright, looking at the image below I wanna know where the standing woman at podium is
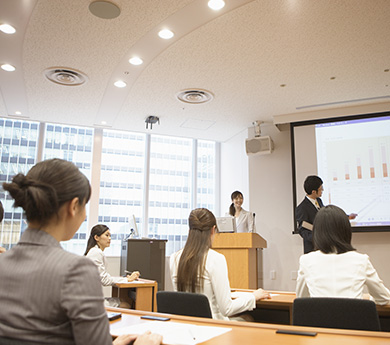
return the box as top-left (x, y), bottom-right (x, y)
top-left (229, 191), bottom-right (254, 232)
top-left (170, 208), bottom-right (269, 321)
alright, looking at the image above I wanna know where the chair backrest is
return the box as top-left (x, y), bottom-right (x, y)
top-left (157, 291), bottom-right (212, 318)
top-left (293, 297), bottom-right (381, 331)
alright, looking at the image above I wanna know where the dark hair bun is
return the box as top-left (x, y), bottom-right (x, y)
top-left (3, 173), bottom-right (58, 223)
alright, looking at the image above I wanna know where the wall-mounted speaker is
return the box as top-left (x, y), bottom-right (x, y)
top-left (245, 136), bottom-right (274, 155)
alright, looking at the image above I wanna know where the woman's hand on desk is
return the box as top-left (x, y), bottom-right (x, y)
top-left (112, 331), bottom-right (162, 345)
top-left (253, 288), bottom-right (271, 301)
top-left (134, 331), bottom-right (163, 345)
top-left (127, 271), bottom-right (140, 282)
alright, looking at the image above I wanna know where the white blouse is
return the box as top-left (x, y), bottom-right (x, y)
top-left (86, 245), bottom-right (127, 286)
top-left (170, 248), bottom-right (256, 320)
top-left (296, 250), bottom-right (390, 305)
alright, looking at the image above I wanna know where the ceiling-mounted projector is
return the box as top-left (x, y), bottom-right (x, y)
top-left (245, 136), bottom-right (274, 155)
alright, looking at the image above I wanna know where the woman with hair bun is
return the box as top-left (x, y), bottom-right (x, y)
top-left (228, 191), bottom-right (254, 232)
top-left (0, 159), bottom-right (161, 345)
top-left (170, 208), bottom-right (270, 320)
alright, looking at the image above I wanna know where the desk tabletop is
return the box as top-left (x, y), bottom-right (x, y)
top-left (114, 278), bottom-right (157, 288)
top-left (233, 289), bottom-right (390, 315)
top-left (107, 307), bottom-right (390, 345)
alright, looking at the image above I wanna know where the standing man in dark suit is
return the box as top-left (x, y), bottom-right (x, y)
top-left (296, 175), bottom-right (324, 254)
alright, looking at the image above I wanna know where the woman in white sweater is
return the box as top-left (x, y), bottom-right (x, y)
top-left (170, 208), bottom-right (269, 320)
top-left (85, 224), bottom-right (140, 307)
top-left (296, 205), bottom-right (390, 305)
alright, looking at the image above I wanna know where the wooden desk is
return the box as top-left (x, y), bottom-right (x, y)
top-left (107, 307), bottom-right (390, 344)
top-left (112, 278), bottom-right (157, 312)
top-left (234, 289), bottom-right (390, 331)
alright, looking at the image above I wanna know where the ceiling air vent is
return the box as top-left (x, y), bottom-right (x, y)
top-left (176, 89), bottom-right (214, 104)
top-left (44, 68), bottom-right (88, 86)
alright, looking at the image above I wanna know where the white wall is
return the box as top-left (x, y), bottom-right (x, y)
top-left (219, 129), bottom-right (250, 216)
top-left (246, 124), bottom-right (302, 291)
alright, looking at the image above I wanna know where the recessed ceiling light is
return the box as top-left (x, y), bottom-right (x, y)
top-left (114, 80), bottom-right (127, 88)
top-left (129, 57), bottom-right (143, 65)
top-left (1, 64), bottom-right (16, 72)
top-left (15, 111), bottom-right (21, 115)
top-left (158, 29), bottom-right (174, 39)
top-left (101, 121), bottom-right (107, 125)
top-left (0, 24), bottom-right (16, 34)
top-left (208, 0), bottom-right (225, 10)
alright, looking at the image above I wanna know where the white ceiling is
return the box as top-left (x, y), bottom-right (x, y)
top-left (0, 0), bottom-right (389, 142)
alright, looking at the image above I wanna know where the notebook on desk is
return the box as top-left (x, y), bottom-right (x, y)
top-left (216, 216), bottom-right (236, 233)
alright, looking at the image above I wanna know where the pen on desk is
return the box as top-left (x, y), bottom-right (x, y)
top-left (187, 327), bottom-right (196, 340)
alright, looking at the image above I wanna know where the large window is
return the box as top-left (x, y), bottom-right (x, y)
top-left (197, 140), bottom-right (216, 211)
top-left (0, 117), bottom-right (218, 256)
top-left (148, 135), bottom-right (193, 255)
top-left (0, 119), bottom-right (39, 249)
top-left (43, 123), bottom-right (94, 255)
top-left (98, 129), bottom-right (146, 256)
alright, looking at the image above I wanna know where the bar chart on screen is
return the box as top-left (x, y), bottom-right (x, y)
top-left (316, 116), bottom-right (390, 228)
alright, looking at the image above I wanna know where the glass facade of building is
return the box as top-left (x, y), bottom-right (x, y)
top-left (0, 119), bottom-right (39, 249)
top-left (43, 123), bottom-right (94, 255)
top-left (0, 117), bottom-right (217, 257)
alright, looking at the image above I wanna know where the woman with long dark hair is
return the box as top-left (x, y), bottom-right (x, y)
top-left (170, 208), bottom-right (269, 320)
top-left (85, 224), bottom-right (140, 307)
top-left (296, 205), bottom-right (390, 305)
top-left (228, 191), bottom-right (254, 232)
top-left (0, 158), bottom-right (161, 345)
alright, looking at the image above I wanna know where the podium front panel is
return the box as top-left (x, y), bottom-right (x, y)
top-left (121, 239), bottom-right (167, 290)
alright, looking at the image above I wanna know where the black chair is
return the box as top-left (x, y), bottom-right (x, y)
top-left (293, 297), bottom-right (381, 331)
top-left (156, 291), bottom-right (212, 318)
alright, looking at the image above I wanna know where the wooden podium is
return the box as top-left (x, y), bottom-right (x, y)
top-left (211, 233), bottom-right (267, 289)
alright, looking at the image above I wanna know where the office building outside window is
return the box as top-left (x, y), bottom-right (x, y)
top-left (197, 140), bottom-right (216, 211)
top-left (0, 118), bottom-right (39, 249)
top-left (98, 129), bottom-right (146, 256)
top-left (148, 135), bottom-right (193, 255)
top-left (43, 123), bottom-right (94, 255)
top-left (0, 118), bottom-right (218, 257)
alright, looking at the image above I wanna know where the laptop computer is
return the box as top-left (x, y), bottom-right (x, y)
top-left (216, 216), bottom-right (236, 233)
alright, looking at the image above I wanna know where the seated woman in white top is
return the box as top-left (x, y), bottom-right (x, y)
top-left (296, 205), bottom-right (390, 305)
top-left (85, 224), bottom-right (140, 307)
top-left (170, 208), bottom-right (269, 320)
top-left (229, 191), bottom-right (254, 233)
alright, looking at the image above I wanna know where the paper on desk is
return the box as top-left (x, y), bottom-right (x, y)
top-left (111, 321), bottom-right (231, 345)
